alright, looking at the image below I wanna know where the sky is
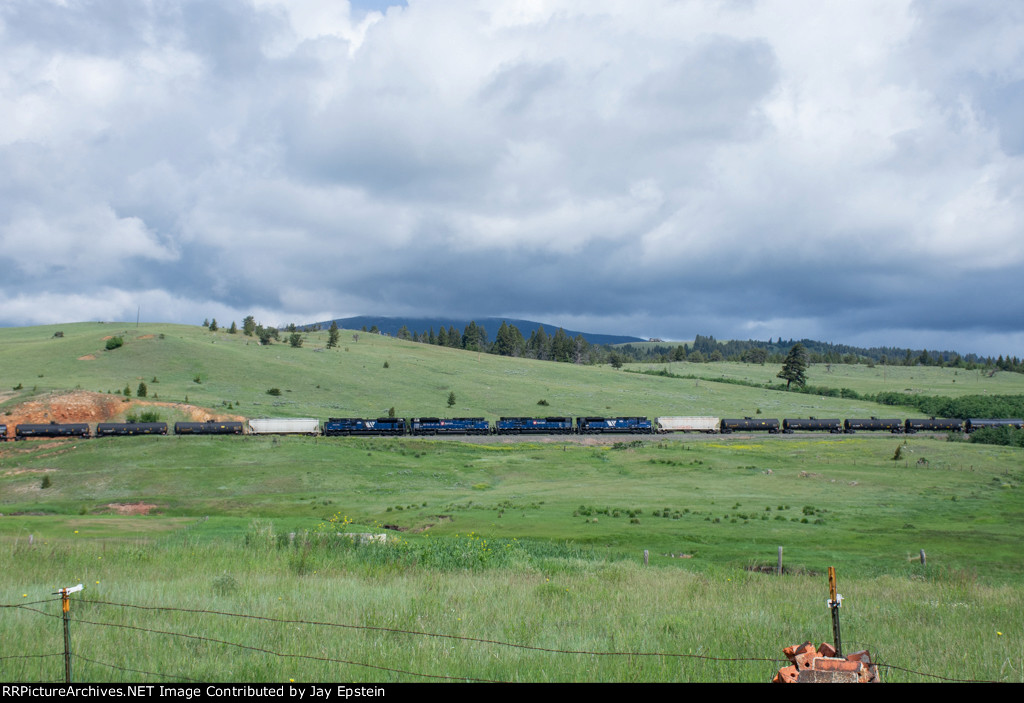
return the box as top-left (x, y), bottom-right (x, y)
top-left (1, 0), bottom-right (1022, 357)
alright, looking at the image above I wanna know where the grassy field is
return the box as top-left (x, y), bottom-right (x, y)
top-left (0, 321), bottom-right (992, 421)
top-left (3, 538), bottom-right (1020, 683)
top-left (1, 322), bottom-right (1022, 682)
top-left (2, 433), bottom-right (1022, 575)
top-left (633, 359), bottom-right (1024, 398)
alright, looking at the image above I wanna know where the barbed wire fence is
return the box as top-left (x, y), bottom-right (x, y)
top-left (0, 595), bottom-right (999, 683)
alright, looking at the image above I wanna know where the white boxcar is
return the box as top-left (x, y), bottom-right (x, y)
top-left (248, 418), bottom-right (320, 435)
top-left (655, 416), bottom-right (720, 433)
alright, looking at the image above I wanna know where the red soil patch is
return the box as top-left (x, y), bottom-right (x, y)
top-left (103, 502), bottom-right (158, 515)
top-left (3, 391), bottom-right (246, 427)
top-left (136, 334), bottom-right (155, 339)
top-left (78, 354), bottom-right (97, 361)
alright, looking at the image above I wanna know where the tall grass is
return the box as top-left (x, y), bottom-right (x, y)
top-left (2, 535), bottom-right (1020, 683)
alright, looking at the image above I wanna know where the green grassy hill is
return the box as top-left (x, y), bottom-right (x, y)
top-left (1, 322), bottom-right (1023, 682)
top-left (634, 359), bottom-right (1024, 398)
top-left (0, 321), bottom-right (1000, 421)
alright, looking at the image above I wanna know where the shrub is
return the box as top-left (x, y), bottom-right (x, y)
top-left (266, 388), bottom-right (282, 396)
top-left (969, 426), bottom-right (1024, 448)
top-left (105, 336), bottom-right (124, 350)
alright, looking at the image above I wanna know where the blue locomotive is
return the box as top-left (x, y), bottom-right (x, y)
top-left (323, 417), bottom-right (408, 436)
top-left (495, 416), bottom-right (574, 434)
top-left (576, 416), bottom-right (654, 434)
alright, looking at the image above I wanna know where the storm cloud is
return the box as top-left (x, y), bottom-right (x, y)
top-left (1, 0), bottom-right (1021, 356)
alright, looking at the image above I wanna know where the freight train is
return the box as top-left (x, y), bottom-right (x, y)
top-left (2, 415), bottom-right (1021, 440)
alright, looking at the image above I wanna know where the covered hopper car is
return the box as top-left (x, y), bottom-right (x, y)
top-left (655, 417), bottom-right (720, 433)
top-left (248, 418), bottom-right (320, 435)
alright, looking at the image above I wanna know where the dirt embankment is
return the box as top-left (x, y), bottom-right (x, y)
top-left (2, 391), bottom-right (245, 427)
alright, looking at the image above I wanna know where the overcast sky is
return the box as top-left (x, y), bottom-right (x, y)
top-left (1, 0), bottom-right (1022, 356)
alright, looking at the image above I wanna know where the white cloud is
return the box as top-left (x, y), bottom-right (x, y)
top-left (1, 204), bottom-right (177, 278)
top-left (0, 0), bottom-right (1022, 355)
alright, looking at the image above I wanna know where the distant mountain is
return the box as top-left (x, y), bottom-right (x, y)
top-left (306, 316), bottom-right (646, 347)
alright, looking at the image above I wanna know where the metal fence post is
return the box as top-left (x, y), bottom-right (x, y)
top-left (54, 584), bottom-right (83, 683)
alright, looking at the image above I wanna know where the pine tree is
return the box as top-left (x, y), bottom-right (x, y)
top-left (327, 321), bottom-right (340, 349)
top-left (777, 343), bottom-right (809, 388)
top-left (462, 321), bottom-right (479, 350)
top-left (493, 321), bottom-right (512, 356)
top-left (551, 328), bottom-right (572, 362)
top-left (529, 325), bottom-right (550, 360)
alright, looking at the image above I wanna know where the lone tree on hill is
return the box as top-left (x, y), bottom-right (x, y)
top-left (777, 343), bottom-right (809, 388)
top-left (327, 321), bottom-right (340, 349)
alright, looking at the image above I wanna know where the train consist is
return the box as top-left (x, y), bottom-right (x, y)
top-left (2, 415), bottom-right (1022, 440)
